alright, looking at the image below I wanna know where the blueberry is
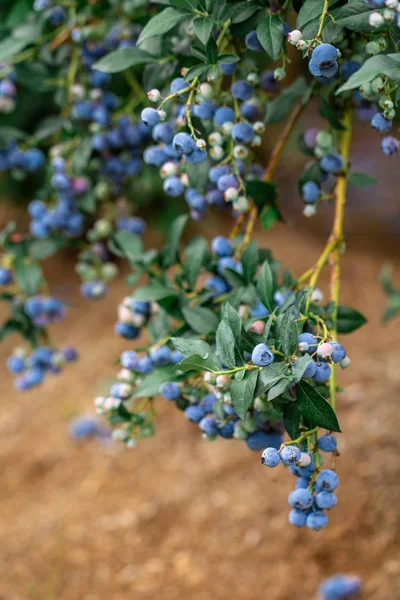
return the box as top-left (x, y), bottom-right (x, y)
top-left (217, 257), bottom-right (242, 275)
top-left (202, 393), bottom-right (217, 413)
top-left (239, 102), bottom-right (260, 122)
top-left (320, 152), bottom-right (344, 174)
top-left (301, 181), bottom-right (320, 204)
top-left (172, 132), bottom-right (196, 156)
top-left (316, 491), bottom-right (337, 510)
top-left (152, 123), bottom-right (174, 144)
top-left (261, 447), bottom-right (281, 467)
top-left (251, 343), bottom-right (274, 367)
top-left (211, 236), bottom-right (233, 258)
top-left (25, 367), bottom-right (45, 386)
top-left (137, 356), bottom-right (154, 374)
top-left (74, 101), bottom-right (93, 121)
top-left (381, 136), bottom-right (399, 156)
top-left (371, 112), bottom-right (392, 133)
top-left (294, 358), bottom-right (317, 379)
top-left (306, 511), bottom-right (328, 531)
top-left (185, 404), bottom-right (205, 423)
top-left (231, 80), bottom-right (254, 102)
top-left (0, 267), bottom-right (12, 285)
top-left (63, 346), bottom-right (78, 362)
top-left (330, 342), bottom-right (346, 363)
top-left (288, 488), bottom-right (314, 510)
top-left (199, 416), bottom-right (218, 436)
top-left (115, 322), bottom-right (140, 339)
top-left (232, 122), bottom-right (255, 144)
top-left (217, 174), bottom-right (239, 192)
top-left (184, 148), bottom-right (206, 164)
top-left (205, 276), bottom-right (230, 297)
top-left (319, 575), bottom-right (362, 599)
top-left (246, 430), bottom-right (270, 451)
top-left (311, 44), bottom-right (338, 69)
top-left (218, 421), bottom-right (235, 438)
top-left (143, 146), bottom-right (168, 166)
top-left (24, 297), bottom-right (43, 317)
top-left (309, 59), bottom-right (338, 80)
top-left (260, 71), bottom-right (280, 92)
top-left (192, 101), bottom-right (215, 120)
top-left (24, 149), bottom-right (45, 172)
top-left (264, 432), bottom-right (282, 449)
top-left (150, 345), bottom-right (171, 365)
top-left (141, 108), bottom-right (160, 127)
top-left (163, 176), bottom-right (184, 197)
top-left (170, 77), bottom-right (189, 98)
top-left (160, 382), bottom-right (180, 401)
top-left (7, 355), bottom-right (25, 373)
top-left (28, 200), bottom-right (47, 219)
top-left (298, 332), bottom-right (318, 353)
top-left (313, 362), bottom-right (331, 382)
top-left (68, 416), bottom-right (100, 438)
top-left (213, 106), bottom-right (235, 126)
top-left (289, 509), bottom-right (307, 527)
top-left (318, 434), bottom-right (337, 452)
top-left (250, 300), bottom-right (269, 318)
top-left (296, 477), bottom-right (310, 490)
top-left (316, 469), bottom-right (339, 492)
top-left (280, 445), bottom-right (301, 465)
top-left (171, 350), bottom-right (183, 364)
top-left (121, 351), bottom-right (139, 370)
top-left (185, 188), bottom-right (206, 212)
top-left (220, 62), bottom-right (238, 76)
top-left (340, 60), bottom-right (361, 80)
top-left (245, 30), bottom-right (263, 52)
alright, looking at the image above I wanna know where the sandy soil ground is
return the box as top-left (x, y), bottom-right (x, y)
top-left (0, 208), bottom-right (400, 600)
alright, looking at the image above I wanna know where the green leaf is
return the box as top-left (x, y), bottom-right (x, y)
top-left (0, 126), bottom-right (27, 142)
top-left (134, 282), bottom-right (178, 302)
top-left (183, 236), bottom-right (210, 289)
top-left (14, 62), bottom-right (55, 92)
top-left (279, 307), bottom-right (299, 358)
top-left (181, 305), bottom-right (219, 334)
top-left (216, 321), bottom-right (237, 368)
top-left (319, 97), bottom-right (345, 130)
top-left (255, 361), bottom-right (289, 396)
top-left (262, 309), bottom-right (277, 343)
top-left (206, 37), bottom-right (219, 64)
top-left (348, 172), bottom-right (377, 188)
top-left (137, 7), bottom-right (188, 45)
top-left (33, 117), bottom-right (66, 142)
top-left (170, 0), bottom-right (199, 10)
top-left (0, 318), bottom-right (25, 342)
top-left (217, 53), bottom-right (240, 64)
top-left (283, 402), bottom-right (302, 440)
top-left (170, 337), bottom-right (213, 359)
top-left (390, 23), bottom-right (400, 52)
top-left (93, 47), bottom-right (158, 73)
top-left (265, 76), bottom-right (308, 124)
top-left (336, 305), bottom-right (367, 333)
top-left (178, 352), bottom-right (222, 372)
top-left (268, 378), bottom-right (291, 401)
top-left (14, 260), bottom-right (42, 297)
top-left (292, 354), bottom-right (312, 383)
top-left (337, 54), bottom-right (400, 94)
top-left (260, 205), bottom-right (280, 231)
top-left (111, 231), bottom-right (143, 262)
top-left (185, 157), bottom-right (212, 193)
top-left (257, 260), bottom-right (274, 312)
top-left (296, 381), bottom-right (341, 432)
top-left (193, 15), bottom-right (214, 46)
top-left (29, 239), bottom-right (64, 260)
top-left (333, 0), bottom-right (382, 33)
top-left (231, 1), bottom-right (260, 24)
top-left (163, 214), bottom-right (188, 267)
top-left (245, 180), bottom-right (280, 214)
top-left (296, 0), bottom-right (341, 29)
top-left (241, 241), bottom-right (258, 284)
top-left (0, 35), bottom-right (32, 63)
top-left (6, 0), bottom-right (31, 27)
top-left (231, 369), bottom-right (259, 420)
top-left (184, 63), bottom-right (210, 81)
top-left (72, 137), bottom-right (92, 173)
top-left (134, 366), bottom-right (178, 398)
top-left (256, 13), bottom-right (284, 61)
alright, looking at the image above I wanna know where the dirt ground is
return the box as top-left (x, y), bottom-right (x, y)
top-left (0, 218), bottom-right (400, 600)
top-left (1, 119), bottom-right (400, 599)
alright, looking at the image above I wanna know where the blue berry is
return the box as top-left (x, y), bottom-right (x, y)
top-left (160, 382), bottom-right (180, 401)
top-left (311, 44), bottom-right (338, 69)
top-left (318, 434), bottom-right (337, 452)
top-left (63, 346), bottom-right (78, 362)
top-left (170, 77), bottom-right (189, 98)
top-left (220, 62), bottom-right (237, 76)
top-left (141, 108), bottom-right (160, 127)
top-left (185, 148), bottom-right (207, 164)
top-left (205, 276), bottom-right (230, 297)
top-left (211, 236), bottom-right (233, 258)
top-left (330, 342), bottom-right (346, 363)
top-left (289, 509), bottom-right (307, 527)
top-left (199, 416), bottom-right (218, 436)
top-left (320, 152), bottom-right (344, 174)
top-left (371, 112), bottom-right (392, 133)
top-left (152, 123), bottom-right (174, 144)
top-left (185, 404), bottom-right (205, 423)
top-left (0, 267), bottom-right (12, 285)
top-left (171, 350), bottom-right (183, 364)
top-left (260, 71), bottom-right (279, 92)
top-left (150, 345), bottom-right (171, 365)
top-left (319, 575), bottom-right (361, 599)
top-left (306, 511), bottom-right (328, 531)
top-left (288, 488), bottom-right (314, 510)
top-left (163, 176), bottom-right (184, 197)
top-left (245, 30), bottom-right (263, 52)
top-left (246, 430), bottom-right (270, 451)
top-left (281, 445), bottom-right (301, 465)
top-left (301, 181), bottom-right (320, 203)
top-left (232, 122), bottom-right (255, 144)
top-left (231, 80), bottom-right (254, 102)
top-left (172, 132), bottom-right (196, 155)
top-left (7, 355), bottom-right (25, 373)
top-left (316, 491), bottom-right (337, 510)
top-left (261, 447), bottom-right (281, 467)
top-left (251, 343), bottom-right (274, 367)
top-left (202, 393), bottom-right (217, 413)
top-left (217, 257), bottom-right (242, 275)
top-left (313, 362), bottom-right (331, 382)
top-left (68, 416), bottom-right (100, 438)
top-left (296, 477), bottom-right (310, 489)
top-left (298, 332), bottom-right (318, 353)
top-left (213, 106), bottom-right (235, 126)
top-left (137, 356), bottom-right (153, 374)
top-left (250, 300), bottom-right (269, 318)
top-left (218, 421), bottom-right (235, 438)
top-left (115, 322), bottom-right (140, 339)
top-left (121, 350), bottom-right (139, 370)
top-left (316, 469), bottom-right (339, 492)
top-left (381, 136), bottom-right (399, 156)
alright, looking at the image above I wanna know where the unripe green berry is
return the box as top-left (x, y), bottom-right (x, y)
top-left (366, 41), bottom-right (381, 56)
top-left (371, 76), bottom-right (384, 93)
top-left (94, 181), bottom-right (110, 200)
top-left (384, 107), bottom-right (396, 120)
top-left (274, 67), bottom-right (286, 81)
top-left (94, 219), bottom-right (112, 238)
top-left (316, 130), bottom-right (333, 150)
top-left (102, 262), bottom-right (118, 280)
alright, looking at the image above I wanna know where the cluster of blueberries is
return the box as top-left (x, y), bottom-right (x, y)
top-left (24, 295), bottom-right (65, 328)
top-left (115, 297), bottom-right (151, 340)
top-left (68, 414), bottom-right (111, 442)
top-left (140, 72), bottom-right (270, 219)
top-left (366, 0), bottom-right (400, 28)
top-left (296, 333), bottom-right (349, 382)
top-left (318, 574), bottom-right (362, 600)
top-left (262, 434), bottom-right (339, 531)
top-left (7, 344), bottom-right (78, 391)
top-left (0, 74), bottom-right (17, 115)
top-left (0, 143), bottom-right (45, 175)
top-left (28, 159), bottom-right (87, 239)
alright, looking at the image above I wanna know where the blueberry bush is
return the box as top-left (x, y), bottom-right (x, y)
top-left (0, 0), bottom-right (399, 532)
